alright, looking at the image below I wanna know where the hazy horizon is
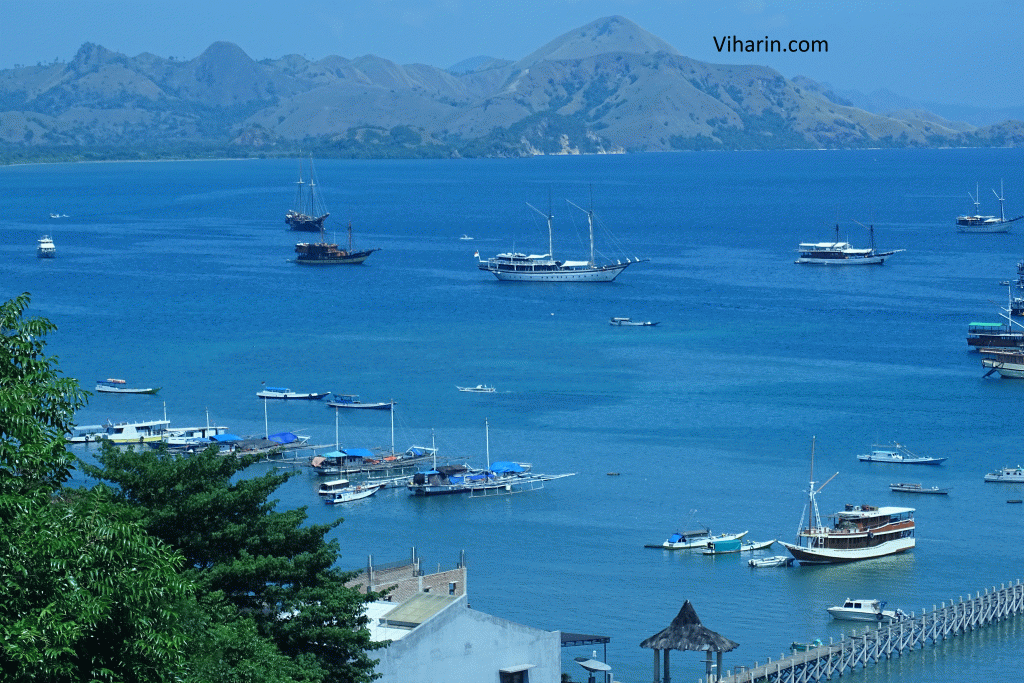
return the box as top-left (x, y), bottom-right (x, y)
top-left (3, 1), bottom-right (1022, 110)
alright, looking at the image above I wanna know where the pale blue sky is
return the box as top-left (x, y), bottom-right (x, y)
top-left (2, 0), bottom-right (1021, 108)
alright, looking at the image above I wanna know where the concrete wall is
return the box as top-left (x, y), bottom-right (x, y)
top-left (373, 594), bottom-right (561, 683)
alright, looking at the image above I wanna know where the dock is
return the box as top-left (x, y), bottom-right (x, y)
top-left (717, 579), bottom-right (1024, 683)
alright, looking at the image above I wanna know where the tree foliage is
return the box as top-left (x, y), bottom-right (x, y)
top-left (86, 444), bottom-right (384, 683)
top-left (0, 293), bottom-right (192, 682)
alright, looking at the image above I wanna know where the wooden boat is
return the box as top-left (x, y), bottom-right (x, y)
top-left (701, 538), bottom-right (775, 555)
top-left (285, 157), bottom-right (329, 232)
top-left (94, 378), bottom-right (161, 394)
top-left (748, 555), bottom-right (794, 568)
top-left (645, 529), bottom-right (748, 550)
top-left (889, 482), bottom-right (949, 495)
top-left (779, 438), bottom-right (916, 564)
top-left (857, 443), bottom-right (945, 465)
top-left (325, 394), bottom-right (394, 410)
top-left (257, 387), bottom-right (329, 400)
top-left (956, 181), bottom-right (1022, 233)
top-left (795, 222), bottom-right (902, 265)
top-left (610, 317), bottom-right (659, 326)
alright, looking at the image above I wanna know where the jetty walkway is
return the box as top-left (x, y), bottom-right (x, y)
top-left (718, 579), bottom-right (1024, 683)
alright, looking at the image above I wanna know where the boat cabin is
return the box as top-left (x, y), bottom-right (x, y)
top-left (318, 479), bottom-right (354, 496)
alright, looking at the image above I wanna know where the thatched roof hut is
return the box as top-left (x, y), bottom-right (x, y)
top-left (640, 601), bottom-right (738, 682)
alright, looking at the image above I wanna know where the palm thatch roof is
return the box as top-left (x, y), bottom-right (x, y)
top-left (639, 601), bottom-right (739, 653)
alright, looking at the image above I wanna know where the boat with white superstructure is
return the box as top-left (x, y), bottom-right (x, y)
top-left (645, 528), bottom-right (749, 551)
top-left (956, 180), bottom-right (1022, 233)
top-left (477, 196), bottom-right (645, 282)
top-left (37, 235), bottom-right (56, 258)
top-left (857, 443), bottom-right (946, 465)
top-left (984, 466), bottom-right (1024, 483)
top-left (68, 419), bottom-right (171, 444)
top-left (257, 386), bottom-right (329, 400)
top-left (795, 221), bottom-right (902, 265)
top-left (779, 438), bottom-right (915, 564)
top-left (827, 599), bottom-right (906, 623)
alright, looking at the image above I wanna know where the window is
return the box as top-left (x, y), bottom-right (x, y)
top-left (499, 671), bottom-right (528, 683)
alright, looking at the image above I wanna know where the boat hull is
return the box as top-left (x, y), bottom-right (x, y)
top-left (982, 357), bottom-right (1024, 377)
top-left (480, 261), bottom-right (631, 282)
top-left (95, 386), bottom-right (161, 394)
top-left (257, 391), bottom-right (329, 400)
top-left (293, 249), bottom-right (377, 265)
top-left (779, 536), bottom-right (915, 564)
top-left (795, 253), bottom-right (893, 265)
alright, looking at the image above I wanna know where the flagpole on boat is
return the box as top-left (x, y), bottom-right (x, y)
top-left (335, 405), bottom-right (339, 450)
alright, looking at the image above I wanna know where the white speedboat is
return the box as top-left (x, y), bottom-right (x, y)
top-left (37, 235), bottom-right (56, 258)
top-left (984, 466), bottom-right (1024, 483)
top-left (748, 555), bottom-right (794, 568)
top-left (827, 599), bottom-right (905, 623)
top-left (477, 198), bottom-right (645, 282)
top-left (320, 480), bottom-right (385, 504)
top-left (457, 384), bottom-right (495, 393)
top-left (257, 387), bottom-right (329, 400)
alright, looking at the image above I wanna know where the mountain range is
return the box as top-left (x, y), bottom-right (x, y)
top-left (1, 16), bottom-right (1020, 161)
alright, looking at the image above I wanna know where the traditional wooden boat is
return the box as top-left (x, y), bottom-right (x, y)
top-left (645, 529), bottom-right (748, 550)
top-left (701, 538), bottom-right (775, 555)
top-left (257, 387), bottom-right (329, 400)
top-left (889, 482), bottom-right (949, 495)
top-left (94, 378), bottom-right (161, 394)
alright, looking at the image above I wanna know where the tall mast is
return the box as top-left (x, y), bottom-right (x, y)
top-left (808, 436), bottom-right (816, 532)
top-left (526, 201), bottom-right (554, 258)
top-left (587, 186), bottom-right (595, 267)
top-left (485, 418), bottom-right (491, 471)
top-left (994, 179), bottom-right (1006, 222)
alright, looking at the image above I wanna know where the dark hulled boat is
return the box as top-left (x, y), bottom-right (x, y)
top-left (286, 157), bottom-right (329, 232)
top-left (294, 222), bottom-right (379, 265)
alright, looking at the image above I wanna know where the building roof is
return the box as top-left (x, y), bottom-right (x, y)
top-left (639, 601), bottom-right (739, 653)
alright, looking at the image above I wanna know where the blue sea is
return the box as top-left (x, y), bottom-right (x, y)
top-left (4, 148), bottom-right (1024, 682)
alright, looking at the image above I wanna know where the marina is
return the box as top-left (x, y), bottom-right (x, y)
top-left (12, 149), bottom-right (1024, 683)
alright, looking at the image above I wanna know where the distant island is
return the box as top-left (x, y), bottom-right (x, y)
top-left (1, 15), bottom-right (1021, 164)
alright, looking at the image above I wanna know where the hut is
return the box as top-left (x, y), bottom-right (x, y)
top-left (640, 600), bottom-right (738, 683)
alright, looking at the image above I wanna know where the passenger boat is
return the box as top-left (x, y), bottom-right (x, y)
top-left (827, 599), bottom-right (906, 623)
top-left (857, 443), bottom-right (946, 465)
top-left (795, 222), bottom-right (902, 265)
top-left (955, 181), bottom-right (1022, 233)
top-left (610, 317), bottom-right (659, 326)
top-left (968, 322), bottom-right (1024, 351)
top-left (984, 466), bottom-right (1024, 483)
top-left (779, 439), bottom-right (916, 564)
top-left (889, 482), bottom-right (950, 495)
top-left (286, 157), bottom-right (329, 232)
top-left (645, 528), bottom-right (748, 551)
top-left (67, 419), bottom-right (171, 444)
top-left (748, 555), bottom-right (794, 568)
top-left (981, 349), bottom-right (1024, 378)
top-left (701, 538), bottom-right (775, 555)
top-left (37, 235), bottom-right (56, 258)
top-left (323, 482), bottom-right (385, 504)
top-left (325, 394), bottom-right (394, 410)
top-left (476, 197), bottom-right (645, 282)
top-left (457, 384), bottom-right (495, 393)
top-left (94, 378), bottom-right (161, 395)
top-left (293, 221), bottom-right (379, 265)
top-left (256, 387), bottom-right (329, 400)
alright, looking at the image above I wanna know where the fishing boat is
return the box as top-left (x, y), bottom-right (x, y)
top-left (323, 481), bottom-right (385, 504)
top-left (610, 317), bottom-right (659, 326)
top-left (476, 196), bottom-right (645, 282)
top-left (981, 349), bottom-right (1024, 378)
top-left (795, 221), bottom-right (902, 264)
top-left (457, 384), bottom-right (495, 393)
top-left (955, 181), bottom-right (1022, 233)
top-left (857, 443), bottom-right (946, 465)
top-left (645, 528), bottom-right (749, 550)
top-left (257, 387), bottom-right (329, 400)
top-left (749, 555), bottom-right (794, 568)
top-left (285, 157), bottom-right (329, 232)
top-left (984, 466), bottom-right (1024, 483)
top-left (94, 378), bottom-right (161, 395)
top-left (889, 482), bottom-right (950, 495)
top-left (701, 538), bottom-right (775, 555)
top-left (779, 438), bottom-right (916, 564)
top-left (407, 419), bottom-right (573, 496)
top-left (67, 419), bottom-right (171, 444)
top-left (37, 235), bottom-right (56, 258)
top-left (827, 599), bottom-right (906, 623)
top-left (325, 394), bottom-right (394, 410)
top-left (293, 221), bottom-right (379, 265)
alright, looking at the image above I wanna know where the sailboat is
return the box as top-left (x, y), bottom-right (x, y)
top-left (476, 194), bottom-right (646, 282)
top-left (956, 180), bottom-right (1022, 233)
top-left (285, 157), bottom-right (329, 232)
top-left (293, 221), bottom-right (380, 265)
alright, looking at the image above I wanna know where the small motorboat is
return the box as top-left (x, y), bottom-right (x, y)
top-left (94, 378), bottom-right (161, 394)
top-left (325, 394), bottom-right (394, 410)
top-left (645, 529), bottom-right (748, 550)
top-left (749, 555), bottom-right (794, 568)
top-left (610, 317), bottom-right (659, 326)
top-left (791, 639), bottom-right (823, 652)
top-left (827, 599), bottom-right (906, 623)
top-left (457, 384), bottom-right (496, 393)
top-left (257, 387), bottom-right (329, 400)
top-left (323, 481), bottom-right (384, 504)
top-left (889, 482), bottom-right (950, 494)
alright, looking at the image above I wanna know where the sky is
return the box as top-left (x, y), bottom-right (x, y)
top-left (1, 0), bottom-right (1021, 108)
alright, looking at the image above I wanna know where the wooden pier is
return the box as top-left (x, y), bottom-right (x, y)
top-left (716, 579), bottom-right (1024, 683)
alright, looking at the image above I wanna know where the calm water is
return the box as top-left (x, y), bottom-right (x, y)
top-left (3, 149), bottom-right (1024, 682)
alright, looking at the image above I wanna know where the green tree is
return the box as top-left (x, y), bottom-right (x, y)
top-left (0, 293), bottom-right (192, 682)
top-left (86, 443), bottom-right (384, 683)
